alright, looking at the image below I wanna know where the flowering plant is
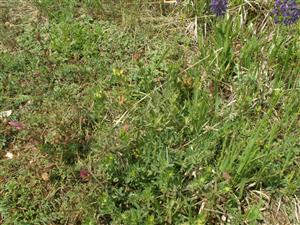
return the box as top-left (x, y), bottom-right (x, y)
top-left (209, 0), bottom-right (300, 25)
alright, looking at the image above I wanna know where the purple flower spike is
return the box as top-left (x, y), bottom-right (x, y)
top-left (272, 0), bottom-right (300, 25)
top-left (210, 0), bottom-right (228, 17)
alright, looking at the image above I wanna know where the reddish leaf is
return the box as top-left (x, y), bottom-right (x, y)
top-left (132, 52), bottom-right (141, 61)
top-left (80, 169), bottom-right (91, 181)
top-left (208, 81), bottom-right (215, 96)
top-left (8, 121), bottom-right (25, 130)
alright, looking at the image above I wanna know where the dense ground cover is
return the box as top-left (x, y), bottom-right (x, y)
top-left (1, 0), bottom-right (300, 224)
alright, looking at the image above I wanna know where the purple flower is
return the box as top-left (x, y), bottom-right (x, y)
top-left (210, 0), bottom-right (228, 16)
top-left (272, 0), bottom-right (300, 25)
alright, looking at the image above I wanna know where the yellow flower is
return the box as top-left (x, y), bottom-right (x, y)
top-left (94, 90), bottom-right (102, 98)
top-left (113, 68), bottom-right (125, 79)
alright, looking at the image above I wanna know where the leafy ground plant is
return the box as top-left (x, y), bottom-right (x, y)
top-left (0, 0), bottom-right (300, 224)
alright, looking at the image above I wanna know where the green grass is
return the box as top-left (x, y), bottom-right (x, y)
top-left (1, 0), bottom-right (300, 224)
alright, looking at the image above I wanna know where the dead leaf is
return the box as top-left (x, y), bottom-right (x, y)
top-left (8, 121), bottom-right (25, 130)
top-left (45, 163), bottom-right (56, 170)
top-left (35, 32), bottom-right (41, 42)
top-left (41, 172), bottom-right (49, 181)
top-left (123, 124), bottom-right (130, 133)
top-left (132, 52), bottom-right (141, 61)
top-left (4, 22), bottom-right (11, 28)
top-left (85, 132), bottom-right (92, 142)
top-left (5, 152), bottom-right (13, 159)
top-left (208, 81), bottom-right (214, 96)
top-left (223, 172), bottom-right (231, 181)
top-left (119, 95), bottom-right (125, 105)
top-left (182, 75), bottom-right (193, 88)
top-left (0, 110), bottom-right (12, 118)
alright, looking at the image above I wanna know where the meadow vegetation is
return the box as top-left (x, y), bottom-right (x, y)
top-left (0, 0), bottom-right (300, 224)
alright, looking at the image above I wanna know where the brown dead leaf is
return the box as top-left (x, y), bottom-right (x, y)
top-left (119, 95), bottom-right (125, 105)
top-left (223, 172), bottom-right (231, 181)
top-left (4, 22), bottom-right (11, 28)
top-left (132, 52), bottom-right (141, 61)
top-left (154, 77), bottom-right (164, 83)
top-left (45, 163), bottom-right (56, 170)
top-left (35, 32), bottom-right (41, 42)
top-left (123, 124), bottom-right (130, 133)
top-left (182, 75), bottom-right (193, 88)
top-left (208, 81), bottom-right (215, 96)
top-left (41, 172), bottom-right (49, 181)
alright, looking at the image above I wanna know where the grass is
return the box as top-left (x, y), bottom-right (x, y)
top-left (0, 0), bottom-right (300, 224)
